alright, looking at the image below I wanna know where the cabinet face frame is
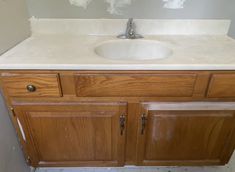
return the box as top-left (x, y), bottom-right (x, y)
top-left (1, 70), bottom-right (235, 167)
top-left (207, 74), bottom-right (235, 98)
top-left (136, 102), bottom-right (235, 166)
top-left (75, 73), bottom-right (198, 97)
top-left (12, 102), bottom-right (127, 167)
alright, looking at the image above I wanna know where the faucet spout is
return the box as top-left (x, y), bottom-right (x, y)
top-left (117, 18), bottom-right (144, 39)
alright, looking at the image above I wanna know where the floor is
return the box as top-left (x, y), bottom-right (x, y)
top-left (36, 152), bottom-right (235, 172)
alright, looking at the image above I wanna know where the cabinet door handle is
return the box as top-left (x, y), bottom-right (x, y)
top-left (10, 108), bottom-right (26, 142)
top-left (141, 113), bottom-right (147, 135)
top-left (119, 114), bottom-right (126, 135)
top-left (16, 118), bottom-right (26, 142)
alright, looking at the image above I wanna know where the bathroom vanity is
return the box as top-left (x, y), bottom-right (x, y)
top-left (0, 19), bottom-right (235, 167)
top-left (1, 70), bottom-right (235, 167)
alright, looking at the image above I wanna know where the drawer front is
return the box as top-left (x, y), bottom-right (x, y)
top-left (75, 73), bottom-right (197, 97)
top-left (1, 73), bottom-right (62, 97)
top-left (207, 74), bottom-right (235, 98)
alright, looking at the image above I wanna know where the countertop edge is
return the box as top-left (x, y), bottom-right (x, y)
top-left (1, 64), bottom-right (235, 71)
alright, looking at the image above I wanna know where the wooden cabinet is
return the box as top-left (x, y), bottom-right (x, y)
top-left (1, 73), bottom-right (62, 97)
top-left (1, 70), bottom-right (235, 167)
top-left (75, 73), bottom-right (197, 97)
top-left (12, 102), bottom-right (127, 167)
top-left (207, 74), bottom-right (235, 98)
top-left (136, 102), bottom-right (235, 166)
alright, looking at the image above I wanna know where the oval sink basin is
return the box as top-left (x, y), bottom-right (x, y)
top-left (94, 40), bottom-right (172, 61)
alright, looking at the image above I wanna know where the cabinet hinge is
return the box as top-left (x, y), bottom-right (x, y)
top-left (10, 107), bottom-right (16, 117)
top-left (26, 156), bottom-right (31, 165)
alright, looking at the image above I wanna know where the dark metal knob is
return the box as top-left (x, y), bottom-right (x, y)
top-left (26, 85), bottom-right (36, 92)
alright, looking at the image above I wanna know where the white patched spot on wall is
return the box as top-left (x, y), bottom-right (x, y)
top-left (68, 0), bottom-right (134, 14)
top-left (105, 0), bottom-right (134, 15)
top-left (163, 0), bottom-right (187, 9)
top-left (68, 0), bottom-right (187, 14)
top-left (69, 0), bottom-right (92, 9)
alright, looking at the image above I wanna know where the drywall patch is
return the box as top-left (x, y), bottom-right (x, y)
top-left (163, 0), bottom-right (187, 9)
top-left (69, 0), bottom-right (92, 9)
top-left (68, 0), bottom-right (134, 15)
top-left (105, 0), bottom-right (134, 15)
top-left (68, 0), bottom-right (187, 14)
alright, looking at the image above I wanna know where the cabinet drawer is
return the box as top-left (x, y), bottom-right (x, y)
top-left (1, 73), bottom-right (62, 97)
top-left (75, 73), bottom-right (197, 97)
top-left (207, 74), bottom-right (235, 98)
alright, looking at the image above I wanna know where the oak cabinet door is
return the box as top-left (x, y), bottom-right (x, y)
top-left (136, 102), bottom-right (235, 166)
top-left (13, 102), bottom-right (127, 167)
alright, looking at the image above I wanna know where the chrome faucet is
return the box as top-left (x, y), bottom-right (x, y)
top-left (117, 18), bottom-right (144, 39)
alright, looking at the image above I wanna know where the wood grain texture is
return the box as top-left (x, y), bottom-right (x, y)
top-left (192, 71), bottom-right (211, 98)
top-left (60, 74), bottom-right (76, 96)
top-left (207, 74), bottom-right (235, 98)
top-left (1, 73), bottom-right (62, 97)
top-left (1, 70), bottom-right (235, 167)
top-left (75, 73), bottom-right (197, 97)
top-left (136, 102), bottom-right (235, 166)
top-left (125, 103), bottom-right (139, 164)
top-left (13, 102), bottom-right (127, 167)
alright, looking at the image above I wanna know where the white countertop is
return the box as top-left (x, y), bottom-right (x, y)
top-left (1, 19), bottom-right (235, 70)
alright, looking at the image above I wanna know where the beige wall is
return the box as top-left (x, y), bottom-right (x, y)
top-left (0, 0), bottom-right (30, 172)
top-left (26, 0), bottom-right (235, 38)
top-left (230, 14), bottom-right (235, 38)
top-left (0, 0), bottom-right (30, 54)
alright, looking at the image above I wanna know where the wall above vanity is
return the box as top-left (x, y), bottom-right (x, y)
top-left (26, 0), bottom-right (235, 37)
